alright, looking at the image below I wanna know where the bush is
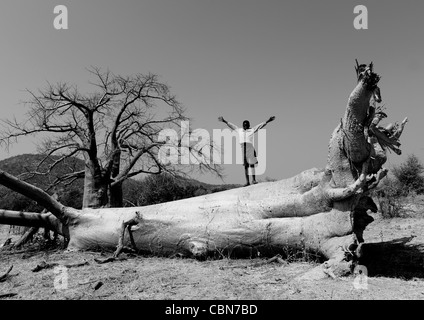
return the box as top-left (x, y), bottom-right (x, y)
top-left (0, 187), bottom-right (44, 212)
top-left (392, 154), bottom-right (424, 195)
top-left (374, 154), bottom-right (424, 218)
top-left (123, 174), bottom-right (210, 206)
top-left (59, 188), bottom-right (83, 209)
top-left (374, 176), bottom-right (407, 218)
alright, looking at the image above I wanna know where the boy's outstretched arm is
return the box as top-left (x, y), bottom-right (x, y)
top-left (218, 116), bottom-right (238, 130)
top-left (253, 116), bottom-right (276, 132)
top-left (267, 116), bottom-right (276, 123)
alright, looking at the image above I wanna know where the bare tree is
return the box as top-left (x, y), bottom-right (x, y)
top-left (0, 68), bottom-right (222, 208)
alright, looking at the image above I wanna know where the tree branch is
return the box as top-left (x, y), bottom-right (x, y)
top-left (0, 170), bottom-right (67, 222)
top-left (0, 210), bottom-right (65, 236)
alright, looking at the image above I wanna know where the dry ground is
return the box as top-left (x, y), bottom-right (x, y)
top-left (1, 201), bottom-right (424, 300)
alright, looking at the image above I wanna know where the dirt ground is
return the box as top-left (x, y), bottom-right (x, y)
top-left (1, 202), bottom-right (424, 300)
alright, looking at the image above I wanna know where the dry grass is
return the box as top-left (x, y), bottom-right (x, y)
top-left (1, 202), bottom-right (424, 300)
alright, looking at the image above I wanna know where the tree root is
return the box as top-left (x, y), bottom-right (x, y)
top-left (89, 212), bottom-right (142, 264)
top-left (219, 254), bottom-right (288, 270)
top-left (1, 238), bottom-right (12, 249)
top-left (113, 212), bottom-right (142, 258)
top-left (94, 256), bottom-right (127, 264)
top-left (13, 226), bottom-right (39, 248)
top-left (327, 158), bottom-right (370, 201)
top-left (32, 260), bottom-right (89, 272)
top-left (251, 254), bottom-right (288, 267)
top-left (0, 293), bottom-right (17, 299)
top-left (365, 168), bottom-right (388, 191)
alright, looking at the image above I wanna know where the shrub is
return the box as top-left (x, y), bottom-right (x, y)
top-left (392, 154), bottom-right (424, 195)
top-left (59, 188), bottom-right (83, 209)
top-left (374, 176), bottom-right (407, 218)
top-left (124, 174), bottom-right (207, 206)
top-left (374, 154), bottom-right (424, 218)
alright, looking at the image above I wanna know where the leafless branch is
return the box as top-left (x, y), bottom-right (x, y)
top-left (0, 67), bottom-right (223, 207)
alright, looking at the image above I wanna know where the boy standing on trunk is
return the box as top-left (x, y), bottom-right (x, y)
top-left (218, 116), bottom-right (275, 186)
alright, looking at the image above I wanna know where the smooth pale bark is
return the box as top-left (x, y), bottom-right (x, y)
top-left (66, 169), bottom-right (358, 260)
top-left (0, 210), bottom-right (67, 237)
top-left (65, 165), bottom-right (377, 264)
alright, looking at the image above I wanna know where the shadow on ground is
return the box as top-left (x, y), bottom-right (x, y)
top-left (359, 236), bottom-right (424, 279)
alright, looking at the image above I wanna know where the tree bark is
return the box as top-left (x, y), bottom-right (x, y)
top-left (0, 170), bottom-right (67, 221)
top-left (82, 161), bottom-right (108, 209)
top-left (109, 181), bottom-right (123, 208)
top-left (0, 210), bottom-right (66, 236)
top-left (65, 168), bottom-right (363, 260)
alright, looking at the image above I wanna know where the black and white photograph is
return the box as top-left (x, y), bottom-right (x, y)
top-left (1, 0), bottom-right (424, 307)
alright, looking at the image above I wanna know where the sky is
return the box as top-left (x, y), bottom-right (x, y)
top-left (0, 0), bottom-right (423, 185)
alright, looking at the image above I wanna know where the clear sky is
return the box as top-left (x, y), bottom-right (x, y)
top-left (0, 0), bottom-right (423, 185)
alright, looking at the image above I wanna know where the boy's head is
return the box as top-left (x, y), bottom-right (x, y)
top-left (242, 120), bottom-right (250, 130)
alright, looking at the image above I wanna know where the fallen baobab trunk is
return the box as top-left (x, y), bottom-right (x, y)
top-left (0, 60), bottom-right (408, 276)
top-left (0, 168), bottom-right (371, 261)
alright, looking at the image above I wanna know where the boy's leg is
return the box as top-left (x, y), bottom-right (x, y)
top-left (251, 165), bottom-right (257, 184)
top-left (244, 165), bottom-right (250, 186)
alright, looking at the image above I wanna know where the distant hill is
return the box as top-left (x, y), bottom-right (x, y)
top-left (0, 154), bottom-right (241, 210)
top-left (0, 154), bottom-right (85, 210)
top-left (0, 153), bottom-right (85, 188)
top-left (122, 172), bottom-right (241, 207)
top-left (163, 174), bottom-right (241, 193)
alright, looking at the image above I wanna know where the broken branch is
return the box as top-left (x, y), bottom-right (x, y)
top-left (0, 266), bottom-right (13, 282)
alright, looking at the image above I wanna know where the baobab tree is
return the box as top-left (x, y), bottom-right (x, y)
top-left (0, 68), bottom-right (222, 208)
top-left (0, 61), bottom-right (408, 276)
